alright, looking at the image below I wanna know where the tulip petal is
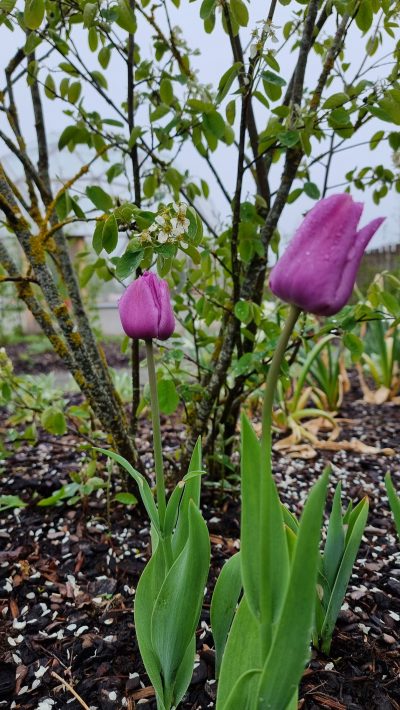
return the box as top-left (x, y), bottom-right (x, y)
top-left (326, 217), bottom-right (386, 315)
top-left (158, 279), bottom-right (176, 340)
top-left (269, 194), bottom-right (384, 316)
top-left (119, 278), bottom-right (159, 339)
top-left (118, 271), bottom-right (175, 340)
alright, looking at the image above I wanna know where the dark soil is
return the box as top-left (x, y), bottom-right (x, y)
top-left (0, 379), bottom-right (399, 709)
top-left (4, 340), bottom-right (141, 374)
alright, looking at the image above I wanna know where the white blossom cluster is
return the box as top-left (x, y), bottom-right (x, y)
top-left (249, 20), bottom-right (279, 59)
top-left (139, 202), bottom-right (190, 246)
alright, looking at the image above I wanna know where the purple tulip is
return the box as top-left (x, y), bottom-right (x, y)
top-left (118, 271), bottom-right (175, 340)
top-left (269, 194), bottom-right (384, 316)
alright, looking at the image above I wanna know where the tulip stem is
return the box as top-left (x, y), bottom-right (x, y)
top-left (261, 304), bottom-right (301, 463)
top-left (145, 339), bottom-right (166, 528)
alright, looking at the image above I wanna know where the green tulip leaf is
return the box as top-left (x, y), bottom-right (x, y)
top-left (240, 414), bottom-right (262, 619)
top-left (256, 470), bottom-right (328, 708)
top-left (216, 596), bottom-right (261, 709)
top-left (134, 544), bottom-right (166, 703)
top-left (320, 497), bottom-right (368, 653)
top-left (163, 483), bottom-right (185, 537)
top-left (385, 472), bottom-right (400, 537)
top-left (171, 637), bottom-right (196, 707)
top-left (151, 501), bottom-right (210, 691)
top-left (210, 551), bottom-right (242, 678)
top-left (323, 482), bottom-right (345, 589)
top-left (172, 438), bottom-right (202, 558)
top-left (223, 669), bottom-right (261, 710)
top-left (94, 447), bottom-right (160, 533)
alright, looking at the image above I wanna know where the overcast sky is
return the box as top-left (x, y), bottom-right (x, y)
top-left (1, 1), bottom-right (398, 251)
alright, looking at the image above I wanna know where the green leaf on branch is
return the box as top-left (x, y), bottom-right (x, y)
top-left (370, 130), bottom-right (385, 150)
top-left (68, 81), bottom-right (81, 104)
top-left (304, 182), bottom-right (320, 200)
top-left (83, 2), bottom-right (97, 27)
top-left (278, 130), bottom-right (300, 148)
top-left (226, 100), bottom-right (236, 125)
top-left (115, 250), bottom-right (144, 279)
top-left (343, 333), bottom-right (363, 362)
top-left (92, 221), bottom-right (104, 255)
top-left (44, 74), bottom-right (56, 99)
top-left (24, 32), bottom-right (42, 55)
top-left (24, 0), bottom-right (44, 29)
top-left (116, 0), bottom-right (136, 33)
top-left (230, 0), bottom-right (249, 27)
top-left (86, 186), bottom-right (113, 212)
top-left (234, 300), bottom-right (252, 324)
top-left (200, 0), bottom-right (215, 20)
top-left (98, 46), bottom-right (111, 69)
top-left (160, 78), bottom-right (174, 105)
top-left (90, 70), bottom-right (108, 89)
top-left (157, 379), bottom-right (179, 415)
top-left (88, 27), bottom-right (98, 51)
top-left (217, 62), bottom-right (242, 102)
top-left (128, 126), bottom-right (143, 148)
top-left (355, 0), bottom-right (373, 32)
top-left (41, 407), bottom-right (67, 436)
top-left (202, 111), bottom-right (225, 139)
top-left (55, 191), bottom-right (71, 221)
top-left (322, 92), bottom-right (349, 109)
top-left (102, 214), bottom-right (118, 253)
top-left (262, 70), bottom-right (286, 87)
top-left (143, 173), bottom-right (157, 198)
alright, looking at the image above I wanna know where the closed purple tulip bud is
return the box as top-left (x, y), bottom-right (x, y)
top-left (118, 271), bottom-right (175, 340)
top-left (269, 194), bottom-right (385, 316)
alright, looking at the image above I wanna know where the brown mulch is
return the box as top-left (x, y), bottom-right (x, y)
top-left (0, 381), bottom-right (399, 709)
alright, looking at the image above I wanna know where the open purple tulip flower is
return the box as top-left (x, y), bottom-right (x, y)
top-left (118, 271), bottom-right (175, 341)
top-left (269, 193), bottom-right (385, 316)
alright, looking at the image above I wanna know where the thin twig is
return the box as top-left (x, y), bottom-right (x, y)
top-left (51, 671), bottom-right (91, 710)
